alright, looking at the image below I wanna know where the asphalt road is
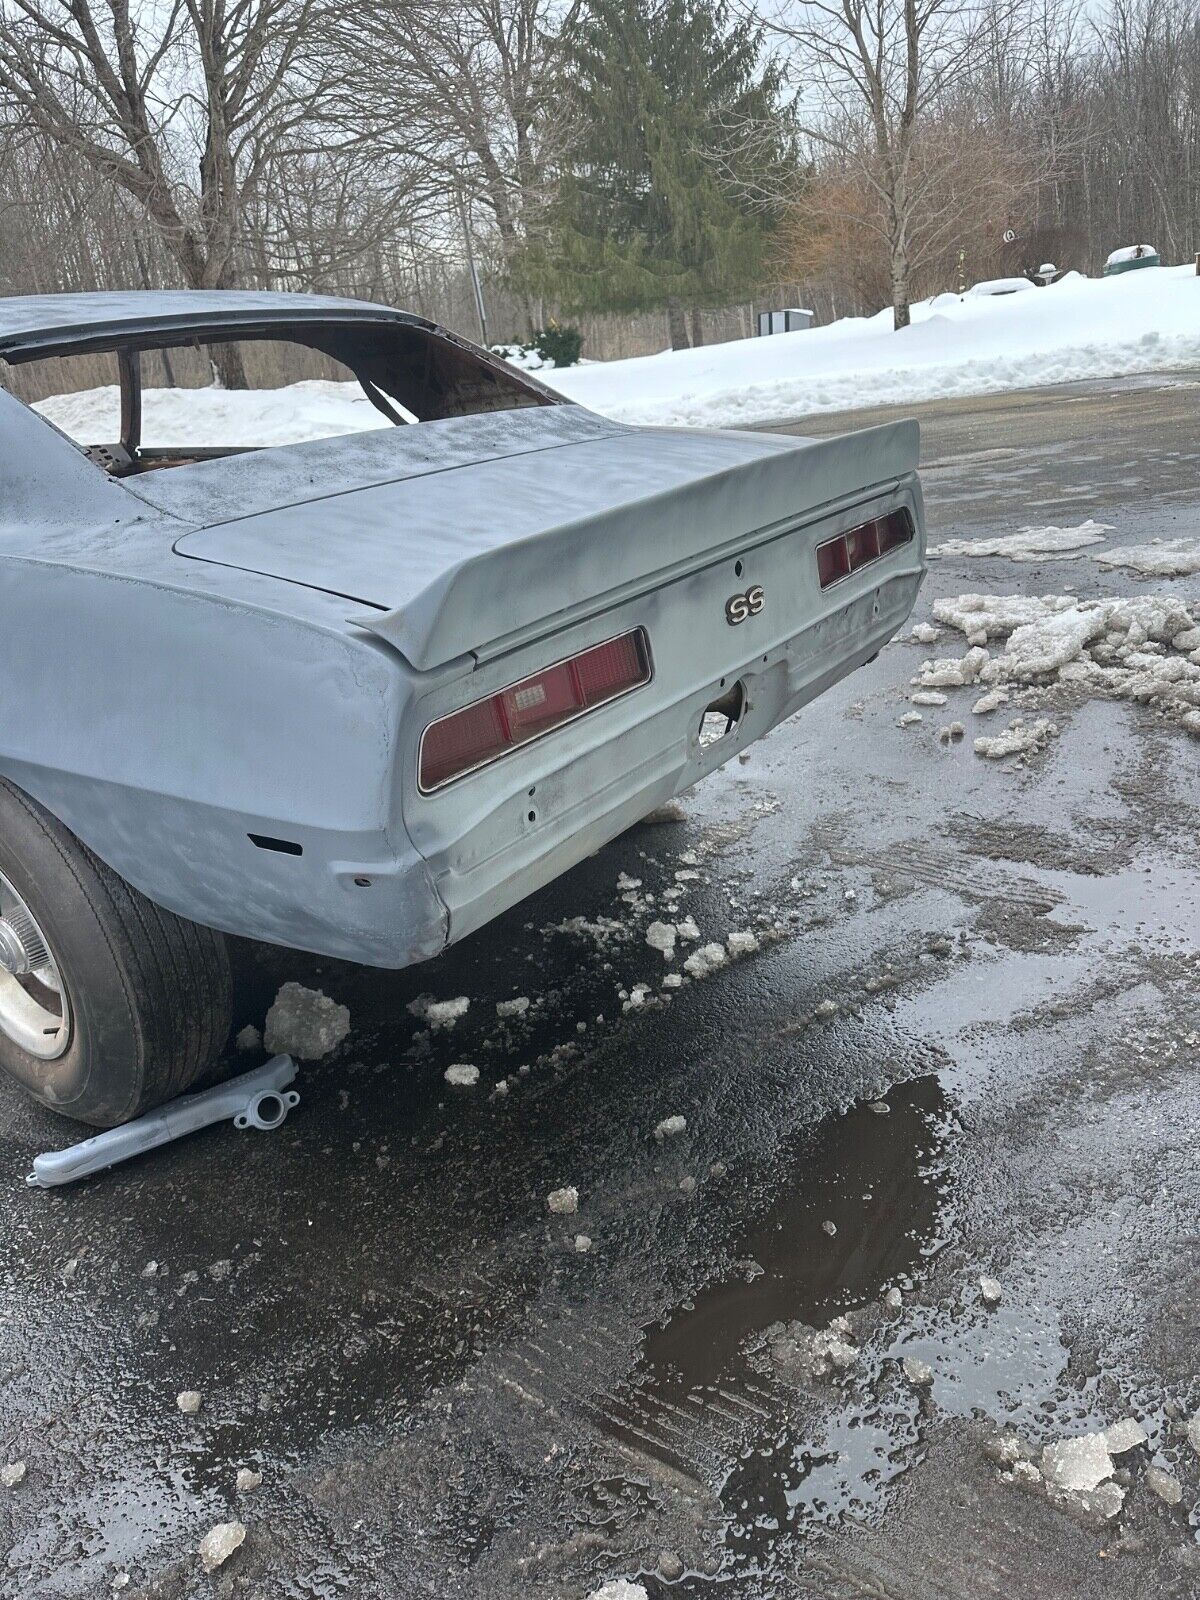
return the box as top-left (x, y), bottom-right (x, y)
top-left (2, 374), bottom-right (1199, 1600)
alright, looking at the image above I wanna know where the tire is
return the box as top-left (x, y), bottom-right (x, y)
top-left (0, 779), bottom-right (232, 1127)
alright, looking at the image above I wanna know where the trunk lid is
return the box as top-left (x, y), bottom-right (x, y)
top-left (166, 405), bottom-right (918, 671)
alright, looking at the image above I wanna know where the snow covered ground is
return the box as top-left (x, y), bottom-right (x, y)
top-left (547, 263), bottom-right (1200, 428)
top-left (32, 261), bottom-right (1200, 444)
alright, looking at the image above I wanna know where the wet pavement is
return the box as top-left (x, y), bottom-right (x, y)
top-left (2, 374), bottom-right (1200, 1599)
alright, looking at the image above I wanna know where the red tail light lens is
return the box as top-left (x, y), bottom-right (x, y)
top-left (419, 628), bottom-right (651, 792)
top-left (816, 509), bottom-right (913, 588)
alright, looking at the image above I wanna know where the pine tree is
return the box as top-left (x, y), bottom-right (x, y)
top-left (521, 0), bottom-right (787, 348)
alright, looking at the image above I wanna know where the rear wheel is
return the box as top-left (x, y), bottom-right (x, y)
top-left (0, 779), bottom-right (232, 1127)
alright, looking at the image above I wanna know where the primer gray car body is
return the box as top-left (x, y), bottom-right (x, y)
top-left (0, 291), bottom-right (926, 967)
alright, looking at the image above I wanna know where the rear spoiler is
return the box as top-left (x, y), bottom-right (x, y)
top-left (352, 419), bottom-right (920, 672)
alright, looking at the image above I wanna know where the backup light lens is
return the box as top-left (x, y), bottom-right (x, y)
top-left (817, 509), bottom-right (913, 588)
top-left (420, 628), bottom-right (651, 791)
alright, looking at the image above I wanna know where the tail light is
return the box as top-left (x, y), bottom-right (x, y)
top-left (816, 509), bottom-right (913, 589)
top-left (419, 628), bottom-right (651, 792)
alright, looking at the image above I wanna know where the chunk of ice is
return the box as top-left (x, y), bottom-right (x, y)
top-left (936, 521), bottom-right (1110, 562)
top-left (1041, 1432), bottom-right (1113, 1492)
top-left (1103, 1417), bottom-right (1147, 1455)
top-left (263, 982), bottom-right (350, 1060)
top-left (198, 1521), bottom-right (246, 1572)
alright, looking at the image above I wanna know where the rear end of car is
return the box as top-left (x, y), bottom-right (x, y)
top-left (388, 418), bottom-right (925, 946)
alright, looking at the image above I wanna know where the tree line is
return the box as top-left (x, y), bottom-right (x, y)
top-left (0, 0), bottom-right (1196, 375)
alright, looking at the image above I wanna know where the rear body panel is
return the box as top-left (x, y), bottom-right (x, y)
top-left (0, 307), bottom-right (925, 966)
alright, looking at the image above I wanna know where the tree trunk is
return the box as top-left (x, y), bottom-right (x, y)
top-left (689, 306), bottom-right (704, 347)
top-left (666, 296), bottom-right (689, 350)
top-left (890, 249), bottom-right (911, 331)
top-left (207, 340), bottom-right (250, 389)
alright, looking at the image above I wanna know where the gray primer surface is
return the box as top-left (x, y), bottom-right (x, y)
top-left (0, 292), bottom-right (925, 967)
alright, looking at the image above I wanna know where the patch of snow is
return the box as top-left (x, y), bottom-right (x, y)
top-left (676, 916), bottom-right (700, 941)
top-left (901, 1356), bottom-right (934, 1386)
top-left (914, 645), bottom-right (989, 688)
top-left (235, 1468), bottom-right (262, 1494)
top-left (1106, 244), bottom-right (1157, 266)
top-left (234, 1024), bottom-right (261, 1052)
top-left (978, 1276), bottom-right (1003, 1307)
top-left (654, 1115), bottom-right (687, 1140)
top-left (176, 1390), bottom-right (202, 1415)
top-left (935, 520), bottom-right (1110, 562)
top-left (972, 688), bottom-right (1009, 714)
top-left (910, 622), bottom-right (941, 644)
top-left (910, 690), bottom-right (948, 706)
top-left (646, 920), bottom-right (677, 958)
top-left (263, 982), bottom-right (350, 1060)
top-left (495, 996), bottom-right (530, 1019)
top-left (586, 1583), bottom-right (650, 1600)
top-left (1004, 608), bottom-right (1107, 675)
top-left (622, 982), bottom-right (653, 1012)
top-left (968, 276), bottom-right (1036, 296)
top-left (538, 263), bottom-right (1200, 429)
top-left (1, 1462), bottom-right (26, 1488)
top-left (726, 929), bottom-right (759, 957)
top-left (552, 914), bottom-right (627, 945)
top-left (974, 718), bottom-right (1058, 760)
top-left (935, 588), bottom-right (1200, 739)
top-left (683, 942), bottom-right (727, 978)
top-left (547, 1186), bottom-right (579, 1215)
top-left (1094, 537), bottom-right (1200, 576)
top-left (898, 710), bottom-right (923, 727)
top-left (444, 1063), bottom-right (479, 1087)
top-left (425, 997), bottom-right (470, 1028)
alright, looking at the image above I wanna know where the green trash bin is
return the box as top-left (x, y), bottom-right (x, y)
top-left (1103, 245), bottom-right (1161, 276)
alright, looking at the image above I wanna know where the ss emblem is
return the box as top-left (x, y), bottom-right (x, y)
top-left (725, 584), bottom-right (764, 626)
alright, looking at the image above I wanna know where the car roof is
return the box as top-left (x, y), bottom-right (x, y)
top-left (0, 289), bottom-right (430, 361)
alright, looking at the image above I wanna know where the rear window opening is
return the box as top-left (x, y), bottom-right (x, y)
top-left (699, 681), bottom-right (746, 747)
top-left (6, 317), bottom-right (557, 478)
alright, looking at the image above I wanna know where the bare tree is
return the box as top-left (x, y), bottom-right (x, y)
top-left (766, 0), bottom-right (1007, 326)
top-left (0, 0), bottom-right (343, 382)
top-left (333, 0), bottom-right (579, 332)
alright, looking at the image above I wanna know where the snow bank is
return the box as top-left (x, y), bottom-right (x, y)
top-left (545, 264), bottom-right (1200, 428)
top-left (38, 378), bottom-right (390, 449)
top-left (33, 263), bottom-right (1200, 443)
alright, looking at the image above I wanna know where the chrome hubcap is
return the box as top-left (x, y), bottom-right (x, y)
top-left (0, 869), bottom-right (70, 1059)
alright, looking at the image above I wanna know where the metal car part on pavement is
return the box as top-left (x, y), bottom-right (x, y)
top-left (26, 1055), bottom-right (299, 1189)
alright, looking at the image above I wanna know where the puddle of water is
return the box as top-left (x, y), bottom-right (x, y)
top-left (721, 1397), bottom-right (923, 1551)
top-left (607, 1077), bottom-right (954, 1583)
top-left (1043, 857), bottom-right (1200, 950)
top-left (642, 1076), bottom-right (953, 1402)
top-left (887, 1303), bottom-right (1069, 1427)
